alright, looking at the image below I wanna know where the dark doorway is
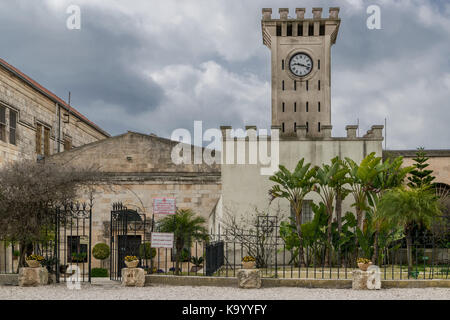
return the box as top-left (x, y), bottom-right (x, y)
top-left (117, 235), bottom-right (141, 276)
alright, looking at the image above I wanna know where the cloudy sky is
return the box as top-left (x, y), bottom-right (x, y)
top-left (0, 0), bottom-right (448, 150)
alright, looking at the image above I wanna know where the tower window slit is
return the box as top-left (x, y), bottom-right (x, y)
top-left (318, 60), bottom-right (321, 70)
top-left (320, 24), bottom-right (325, 36)
top-left (294, 81), bottom-right (296, 91)
top-left (306, 80), bottom-right (309, 91)
top-left (298, 23), bottom-right (303, 36)
top-left (294, 122), bottom-right (297, 132)
top-left (287, 23), bottom-right (292, 36)
top-left (308, 24), bottom-right (314, 36)
top-left (276, 24), bottom-right (282, 36)
top-left (318, 122), bottom-right (321, 132)
top-left (306, 122), bottom-right (309, 132)
top-left (318, 102), bottom-right (321, 112)
top-left (282, 102), bottom-right (285, 112)
top-left (282, 80), bottom-right (284, 91)
top-left (282, 122), bottom-right (285, 133)
top-left (306, 102), bottom-right (309, 112)
top-left (318, 80), bottom-right (321, 91)
top-left (282, 60), bottom-right (284, 70)
top-left (294, 102), bottom-right (297, 112)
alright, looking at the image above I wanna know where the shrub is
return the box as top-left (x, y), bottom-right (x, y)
top-left (139, 243), bottom-right (156, 259)
top-left (91, 268), bottom-right (108, 277)
top-left (242, 256), bottom-right (256, 262)
top-left (92, 243), bottom-right (110, 260)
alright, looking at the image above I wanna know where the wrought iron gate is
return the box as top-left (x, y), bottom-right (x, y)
top-left (110, 203), bottom-right (151, 280)
top-left (55, 202), bottom-right (92, 283)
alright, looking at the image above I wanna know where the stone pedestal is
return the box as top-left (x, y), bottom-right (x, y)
top-left (352, 268), bottom-right (381, 290)
top-left (237, 269), bottom-right (261, 289)
top-left (18, 267), bottom-right (48, 287)
top-left (122, 268), bottom-right (145, 287)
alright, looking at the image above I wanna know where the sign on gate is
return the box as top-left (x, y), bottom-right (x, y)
top-left (151, 232), bottom-right (174, 248)
top-left (153, 197), bottom-right (176, 215)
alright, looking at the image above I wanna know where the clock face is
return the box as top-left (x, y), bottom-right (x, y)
top-left (289, 53), bottom-right (313, 77)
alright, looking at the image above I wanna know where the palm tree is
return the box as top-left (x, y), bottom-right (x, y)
top-left (377, 187), bottom-right (442, 274)
top-left (269, 159), bottom-right (317, 266)
top-left (314, 158), bottom-right (349, 265)
top-left (158, 209), bottom-right (209, 275)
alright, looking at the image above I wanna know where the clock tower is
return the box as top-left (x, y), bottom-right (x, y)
top-left (262, 7), bottom-right (340, 138)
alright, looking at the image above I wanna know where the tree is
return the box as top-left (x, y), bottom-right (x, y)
top-left (269, 159), bottom-right (317, 266)
top-left (0, 160), bottom-right (98, 269)
top-left (313, 157), bottom-right (350, 265)
top-left (377, 187), bottom-right (442, 274)
top-left (158, 209), bottom-right (208, 275)
top-left (407, 147), bottom-right (435, 189)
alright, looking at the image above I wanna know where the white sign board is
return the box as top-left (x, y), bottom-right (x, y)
top-left (151, 232), bottom-right (174, 248)
top-left (153, 197), bottom-right (176, 215)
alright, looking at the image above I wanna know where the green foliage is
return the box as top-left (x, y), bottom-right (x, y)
top-left (91, 268), bottom-right (108, 277)
top-left (92, 243), bottom-right (110, 260)
top-left (139, 242), bottom-right (156, 259)
top-left (190, 256), bottom-right (204, 267)
top-left (158, 209), bottom-right (208, 275)
top-left (407, 147), bottom-right (435, 189)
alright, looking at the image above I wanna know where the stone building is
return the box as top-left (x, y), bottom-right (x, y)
top-left (0, 58), bottom-right (109, 167)
top-left (48, 131), bottom-right (221, 270)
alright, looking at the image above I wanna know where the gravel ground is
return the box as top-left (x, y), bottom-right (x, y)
top-left (0, 282), bottom-right (449, 300)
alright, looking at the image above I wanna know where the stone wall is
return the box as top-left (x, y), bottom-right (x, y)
top-left (0, 62), bottom-right (108, 167)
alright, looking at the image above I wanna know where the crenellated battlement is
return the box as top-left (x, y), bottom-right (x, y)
top-left (262, 7), bottom-right (340, 20)
top-left (219, 125), bottom-right (384, 141)
top-left (261, 7), bottom-right (340, 48)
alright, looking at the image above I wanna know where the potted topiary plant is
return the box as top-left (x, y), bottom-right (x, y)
top-left (242, 256), bottom-right (256, 269)
top-left (26, 254), bottom-right (44, 268)
top-left (124, 255), bottom-right (139, 268)
top-left (357, 258), bottom-right (372, 271)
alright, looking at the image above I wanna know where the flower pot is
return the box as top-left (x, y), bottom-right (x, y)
top-left (125, 260), bottom-right (139, 268)
top-left (357, 262), bottom-right (372, 271)
top-left (26, 260), bottom-right (41, 268)
top-left (242, 261), bottom-right (256, 269)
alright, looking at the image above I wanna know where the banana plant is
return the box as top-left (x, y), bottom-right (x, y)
top-left (269, 159), bottom-right (317, 266)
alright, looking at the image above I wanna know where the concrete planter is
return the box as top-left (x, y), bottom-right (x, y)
top-left (25, 260), bottom-right (41, 268)
top-left (125, 260), bottom-right (139, 268)
top-left (242, 261), bottom-right (256, 269)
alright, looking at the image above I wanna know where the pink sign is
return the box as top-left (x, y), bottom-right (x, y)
top-left (153, 197), bottom-right (176, 215)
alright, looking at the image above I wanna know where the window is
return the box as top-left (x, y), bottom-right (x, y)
top-left (64, 137), bottom-right (72, 151)
top-left (282, 60), bottom-right (284, 70)
top-left (294, 122), bottom-right (297, 132)
top-left (306, 121), bottom-right (309, 132)
top-left (0, 106), bottom-right (5, 142)
top-left (276, 24), bottom-right (282, 36)
top-left (306, 102), bottom-right (309, 112)
top-left (290, 200), bottom-right (314, 223)
top-left (308, 24), bottom-right (314, 36)
top-left (36, 123), bottom-right (42, 154)
top-left (318, 122), bottom-right (321, 132)
top-left (302, 201), bottom-right (314, 223)
top-left (320, 24), bottom-right (325, 36)
top-left (44, 127), bottom-right (50, 156)
top-left (287, 23), bottom-right (292, 36)
top-left (9, 110), bottom-right (17, 145)
top-left (298, 23), bottom-right (303, 36)
top-left (318, 80), bottom-right (321, 91)
top-left (318, 102), bottom-right (321, 112)
top-left (67, 236), bottom-right (88, 263)
top-left (282, 122), bottom-right (285, 133)
top-left (282, 80), bottom-right (285, 91)
top-left (282, 102), bottom-right (285, 112)
top-left (306, 80), bottom-right (309, 91)
top-left (294, 81), bottom-right (296, 91)
top-left (318, 60), bottom-right (321, 70)
top-left (294, 102), bottom-right (297, 112)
